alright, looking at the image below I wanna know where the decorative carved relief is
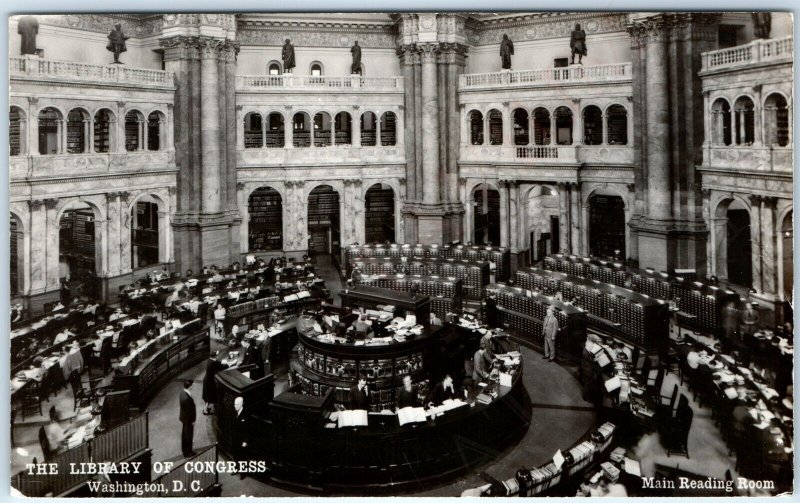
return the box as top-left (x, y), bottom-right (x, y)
top-left (32, 14), bottom-right (162, 38)
top-left (237, 26), bottom-right (396, 49)
top-left (44, 198), bottom-right (58, 210)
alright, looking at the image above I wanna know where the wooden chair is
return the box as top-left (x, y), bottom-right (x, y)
top-left (21, 381), bottom-right (43, 420)
top-left (69, 371), bottom-right (91, 412)
top-left (38, 426), bottom-right (53, 462)
top-left (665, 394), bottom-right (692, 458)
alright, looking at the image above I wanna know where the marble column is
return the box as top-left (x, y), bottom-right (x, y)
top-left (644, 17), bottom-right (671, 220)
top-left (58, 119), bottom-right (66, 154)
top-left (558, 183), bottom-right (570, 253)
top-left (570, 184), bottom-right (581, 254)
top-left (461, 179), bottom-right (472, 244)
top-left (28, 200), bottom-right (47, 293)
top-left (27, 97), bottom-right (38, 155)
top-left (119, 192), bottom-right (132, 274)
top-left (116, 101), bottom-right (127, 153)
top-left (508, 180), bottom-right (519, 252)
top-left (750, 195), bottom-right (763, 292)
top-left (397, 45), bottom-right (416, 201)
top-left (158, 210), bottom-right (171, 263)
top-left (446, 53), bottom-right (462, 203)
top-left (106, 193), bottom-right (121, 277)
top-left (285, 109), bottom-right (294, 148)
top-left (601, 113), bottom-right (608, 145)
top-left (261, 114), bottom-right (268, 148)
top-left (761, 197), bottom-right (776, 295)
top-left (200, 38), bottom-right (222, 213)
top-left (353, 180), bottom-right (365, 245)
top-left (166, 104), bottom-right (174, 151)
top-left (420, 43), bottom-right (440, 204)
top-left (352, 107), bottom-right (362, 148)
top-left (84, 119), bottom-right (93, 153)
top-left (714, 216), bottom-right (728, 278)
top-left (413, 51), bottom-right (423, 199)
top-left (44, 199), bottom-right (60, 290)
top-left (572, 100), bottom-right (583, 146)
top-left (498, 181), bottom-right (509, 247)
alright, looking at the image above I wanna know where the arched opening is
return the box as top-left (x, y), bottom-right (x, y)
top-left (733, 97), bottom-right (755, 145)
top-left (147, 111), bottom-right (165, 151)
top-left (764, 93), bottom-right (790, 147)
top-left (131, 196), bottom-right (160, 269)
top-left (38, 107), bottom-right (62, 155)
top-left (293, 112), bottom-right (311, 148)
top-left (532, 107), bottom-right (551, 145)
top-left (487, 109), bottom-right (503, 145)
top-left (266, 112), bottom-right (284, 148)
top-left (308, 185), bottom-right (340, 256)
top-left (93, 109), bottom-right (114, 153)
top-left (525, 185), bottom-right (560, 262)
top-left (711, 98), bottom-right (732, 146)
top-left (125, 110), bottom-right (145, 151)
top-left (10, 214), bottom-right (23, 296)
top-left (248, 187), bottom-right (283, 251)
top-left (380, 111), bottom-right (397, 146)
top-left (512, 108), bottom-right (529, 145)
top-left (313, 112), bottom-right (332, 147)
top-left (725, 198), bottom-right (752, 288)
top-left (468, 110), bottom-right (484, 145)
top-left (361, 112), bottom-right (377, 147)
top-left (10, 107), bottom-right (24, 156)
top-left (588, 190), bottom-right (625, 259)
top-left (244, 112), bottom-right (263, 149)
top-left (473, 184), bottom-right (501, 246)
top-left (310, 62), bottom-right (323, 77)
top-left (59, 202), bottom-right (97, 284)
top-left (365, 183), bottom-right (395, 244)
top-left (607, 105), bottom-right (628, 145)
top-left (554, 106), bottom-right (573, 145)
top-left (335, 112), bottom-right (352, 145)
top-left (66, 109), bottom-right (89, 154)
top-left (267, 61), bottom-right (282, 75)
top-left (781, 210), bottom-right (793, 302)
top-left (582, 105), bottom-right (602, 145)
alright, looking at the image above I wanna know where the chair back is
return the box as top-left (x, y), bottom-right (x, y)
top-left (38, 426), bottom-right (52, 462)
top-left (652, 367), bottom-right (666, 396)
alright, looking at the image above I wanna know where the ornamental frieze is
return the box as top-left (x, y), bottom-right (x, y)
top-left (29, 14), bottom-right (162, 38)
top-left (469, 13), bottom-right (627, 45)
top-left (237, 27), bottom-right (396, 49)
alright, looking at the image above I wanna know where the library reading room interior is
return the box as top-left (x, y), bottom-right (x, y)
top-left (8, 11), bottom-right (795, 497)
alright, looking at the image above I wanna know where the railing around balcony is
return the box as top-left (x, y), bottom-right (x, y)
top-left (237, 74), bottom-right (404, 91)
top-left (702, 36), bottom-right (793, 71)
top-left (10, 56), bottom-right (171, 87)
top-left (459, 63), bottom-right (632, 90)
top-left (516, 146), bottom-right (559, 159)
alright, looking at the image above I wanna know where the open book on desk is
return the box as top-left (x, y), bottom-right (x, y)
top-left (397, 407), bottom-right (428, 426)
top-left (337, 410), bottom-right (368, 428)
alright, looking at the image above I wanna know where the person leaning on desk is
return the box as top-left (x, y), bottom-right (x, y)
top-left (428, 374), bottom-right (458, 406)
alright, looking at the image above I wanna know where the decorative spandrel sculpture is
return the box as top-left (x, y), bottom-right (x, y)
top-left (500, 33), bottom-right (514, 70)
top-left (106, 23), bottom-right (129, 64)
top-left (351, 41), bottom-right (362, 74)
top-left (282, 39), bottom-right (295, 73)
top-left (17, 16), bottom-right (39, 56)
top-left (570, 23), bottom-right (587, 64)
top-left (752, 12), bottom-right (772, 39)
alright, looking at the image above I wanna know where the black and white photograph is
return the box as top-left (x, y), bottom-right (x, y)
top-left (5, 9), bottom-right (795, 497)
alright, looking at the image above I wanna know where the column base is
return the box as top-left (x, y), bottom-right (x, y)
top-left (629, 216), bottom-right (708, 275)
top-left (173, 212), bottom-right (241, 272)
top-left (402, 201), bottom-right (464, 245)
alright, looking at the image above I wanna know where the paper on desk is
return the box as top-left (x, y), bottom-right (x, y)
top-left (338, 410), bottom-right (368, 428)
top-left (499, 372), bottom-right (513, 387)
top-left (724, 387), bottom-right (739, 399)
top-left (397, 407), bottom-right (427, 426)
top-left (623, 457), bottom-right (641, 477)
top-left (553, 449), bottom-right (565, 470)
top-left (595, 353), bottom-right (611, 368)
top-left (604, 376), bottom-right (621, 392)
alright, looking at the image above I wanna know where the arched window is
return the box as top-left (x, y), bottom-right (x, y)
top-left (380, 112), bottom-right (397, 146)
top-left (335, 112), bottom-right (352, 145)
top-left (244, 112), bottom-right (263, 149)
top-left (468, 110), bottom-right (484, 145)
top-left (512, 108), bottom-right (529, 145)
top-left (606, 105), bottom-right (628, 145)
top-left (310, 62), bottom-right (323, 76)
top-left (125, 110), bottom-right (145, 151)
top-left (553, 106), bottom-right (573, 145)
top-left (487, 109), bottom-right (503, 145)
top-left (249, 187), bottom-right (283, 251)
top-left (66, 108), bottom-right (89, 154)
top-left (711, 98), bottom-right (732, 146)
top-left (365, 183), bottom-right (395, 243)
top-left (293, 112), bottom-right (311, 148)
top-left (267, 61), bottom-right (282, 75)
top-left (733, 97), bottom-right (755, 145)
top-left (9, 107), bottom-right (24, 156)
top-left (764, 93), bottom-right (790, 147)
top-left (147, 111), bottom-right (165, 151)
top-left (313, 112), bottom-right (332, 147)
top-left (93, 109), bottom-right (114, 153)
top-left (582, 105), bottom-right (602, 145)
top-left (532, 108), bottom-right (551, 145)
top-left (361, 112), bottom-right (377, 146)
top-left (266, 112), bottom-right (284, 148)
top-left (38, 107), bottom-right (62, 155)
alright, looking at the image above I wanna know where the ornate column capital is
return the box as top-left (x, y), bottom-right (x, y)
top-left (44, 198), bottom-right (59, 210)
top-left (762, 196), bottom-right (779, 208)
top-left (749, 194), bottom-right (763, 206)
top-left (168, 186), bottom-right (177, 196)
top-left (28, 199), bottom-right (43, 211)
top-left (398, 177), bottom-right (406, 186)
top-left (27, 96), bottom-right (38, 106)
top-left (627, 183), bottom-right (636, 193)
top-left (198, 38), bottom-right (225, 59)
top-left (284, 180), bottom-right (295, 189)
top-left (458, 177), bottom-right (467, 187)
top-left (417, 42), bottom-right (440, 63)
top-left (236, 182), bottom-right (246, 191)
top-left (700, 188), bottom-right (712, 198)
top-left (119, 191), bottom-right (131, 203)
top-left (116, 101), bottom-right (126, 109)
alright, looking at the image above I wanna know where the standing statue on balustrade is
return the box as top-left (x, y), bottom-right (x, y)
top-left (752, 12), bottom-right (772, 39)
top-left (570, 23), bottom-right (587, 65)
top-left (107, 23), bottom-right (129, 64)
top-left (500, 34), bottom-right (514, 70)
top-left (351, 41), bottom-right (362, 74)
top-left (17, 16), bottom-right (39, 56)
top-left (282, 39), bottom-right (296, 73)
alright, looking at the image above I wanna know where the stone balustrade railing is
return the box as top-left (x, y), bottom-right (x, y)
top-left (236, 74), bottom-right (404, 91)
top-left (461, 144), bottom-right (633, 165)
top-left (702, 36), bottom-right (793, 72)
top-left (10, 56), bottom-right (172, 87)
top-left (703, 145), bottom-right (793, 172)
top-left (459, 63), bottom-right (632, 90)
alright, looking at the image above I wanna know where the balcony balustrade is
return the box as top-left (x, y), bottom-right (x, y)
top-left (701, 36), bottom-right (793, 72)
top-left (236, 74), bottom-right (404, 92)
top-left (459, 63), bottom-right (632, 90)
top-left (10, 56), bottom-right (172, 87)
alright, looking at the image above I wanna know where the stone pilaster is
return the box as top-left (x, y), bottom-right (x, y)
top-left (558, 183), bottom-right (570, 253)
top-left (569, 183), bottom-right (581, 254)
top-left (44, 198), bottom-right (60, 290)
top-left (28, 200), bottom-right (47, 293)
top-left (749, 195), bottom-right (763, 292)
top-left (419, 42), bottom-right (440, 205)
top-left (760, 196), bottom-right (777, 296)
top-left (106, 192), bottom-right (122, 276)
top-left (200, 38), bottom-right (223, 214)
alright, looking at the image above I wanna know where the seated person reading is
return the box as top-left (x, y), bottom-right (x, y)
top-left (396, 375), bottom-right (419, 409)
top-left (428, 374), bottom-right (458, 406)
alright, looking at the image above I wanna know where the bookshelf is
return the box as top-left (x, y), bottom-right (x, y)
top-left (356, 274), bottom-right (463, 317)
top-left (380, 113), bottom-right (397, 146)
top-left (10, 111), bottom-right (21, 156)
top-left (10, 218), bottom-right (19, 295)
top-left (248, 187), bottom-right (283, 251)
top-left (59, 209), bottom-right (96, 281)
top-left (66, 116), bottom-right (84, 154)
top-left (365, 186), bottom-right (395, 244)
top-left (308, 187), bottom-right (340, 255)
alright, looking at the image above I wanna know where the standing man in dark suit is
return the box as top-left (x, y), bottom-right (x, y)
top-left (232, 397), bottom-right (250, 479)
top-left (349, 375), bottom-right (370, 410)
top-left (179, 380), bottom-right (197, 457)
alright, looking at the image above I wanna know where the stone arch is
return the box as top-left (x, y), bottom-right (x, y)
top-left (711, 97), bottom-right (732, 146)
top-left (584, 185), bottom-right (628, 260)
top-left (467, 109), bottom-right (484, 145)
top-left (37, 106), bottom-right (64, 155)
top-left (10, 210), bottom-right (27, 296)
top-left (146, 110), bottom-right (167, 151)
top-left (471, 182), bottom-right (501, 246)
top-left (127, 192), bottom-right (171, 267)
top-left (712, 196), bottom-right (753, 287)
top-left (360, 111), bottom-right (378, 146)
top-left (522, 184), bottom-right (561, 260)
top-left (247, 185), bottom-right (284, 252)
top-left (57, 197), bottom-right (106, 281)
top-left (364, 182), bottom-right (396, 244)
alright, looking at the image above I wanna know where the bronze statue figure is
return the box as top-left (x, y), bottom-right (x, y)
top-left (351, 41), bottom-right (362, 74)
top-left (570, 23), bottom-right (587, 65)
top-left (500, 34), bottom-right (514, 70)
top-left (282, 39), bottom-right (295, 73)
top-left (106, 23), bottom-right (129, 64)
top-left (752, 12), bottom-right (772, 39)
top-left (17, 16), bottom-right (39, 56)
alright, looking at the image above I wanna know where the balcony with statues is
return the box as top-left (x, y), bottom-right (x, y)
top-left (699, 35), bottom-right (793, 175)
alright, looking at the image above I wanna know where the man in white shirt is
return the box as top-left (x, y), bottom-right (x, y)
top-left (686, 350), bottom-right (702, 369)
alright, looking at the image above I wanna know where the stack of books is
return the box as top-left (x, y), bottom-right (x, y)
top-left (600, 462), bottom-right (620, 482)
